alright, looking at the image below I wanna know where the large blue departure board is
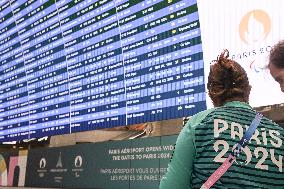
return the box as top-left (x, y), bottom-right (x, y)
top-left (0, 0), bottom-right (206, 142)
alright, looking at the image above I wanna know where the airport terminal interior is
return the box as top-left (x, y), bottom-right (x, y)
top-left (0, 0), bottom-right (283, 189)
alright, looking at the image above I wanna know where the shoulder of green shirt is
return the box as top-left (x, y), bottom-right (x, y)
top-left (184, 108), bottom-right (216, 129)
top-left (184, 101), bottom-right (257, 131)
top-left (185, 101), bottom-right (252, 142)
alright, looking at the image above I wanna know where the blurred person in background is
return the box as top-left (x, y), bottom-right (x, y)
top-left (159, 49), bottom-right (284, 189)
top-left (269, 40), bottom-right (284, 92)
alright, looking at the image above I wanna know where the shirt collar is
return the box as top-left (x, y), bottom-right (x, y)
top-left (223, 101), bottom-right (252, 110)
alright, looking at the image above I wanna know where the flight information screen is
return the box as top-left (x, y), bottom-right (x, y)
top-left (0, 0), bottom-right (206, 142)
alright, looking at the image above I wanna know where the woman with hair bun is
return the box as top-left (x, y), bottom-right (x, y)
top-left (159, 50), bottom-right (284, 189)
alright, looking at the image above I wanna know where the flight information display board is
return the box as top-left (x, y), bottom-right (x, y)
top-left (0, 0), bottom-right (206, 142)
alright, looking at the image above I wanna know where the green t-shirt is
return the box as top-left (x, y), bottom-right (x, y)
top-left (159, 101), bottom-right (284, 189)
